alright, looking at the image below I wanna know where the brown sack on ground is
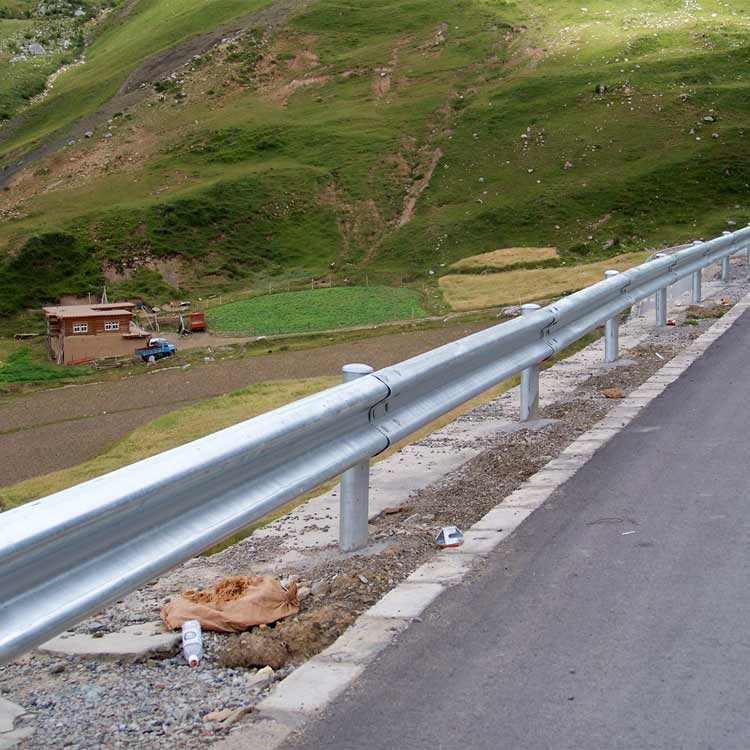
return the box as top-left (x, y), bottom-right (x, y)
top-left (161, 576), bottom-right (299, 633)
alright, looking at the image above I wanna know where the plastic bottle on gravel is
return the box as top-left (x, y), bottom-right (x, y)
top-left (181, 620), bottom-right (203, 667)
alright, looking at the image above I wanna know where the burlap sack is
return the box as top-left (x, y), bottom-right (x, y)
top-left (161, 575), bottom-right (299, 633)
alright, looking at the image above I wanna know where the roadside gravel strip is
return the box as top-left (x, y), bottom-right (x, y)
top-left (1, 259), bottom-right (749, 750)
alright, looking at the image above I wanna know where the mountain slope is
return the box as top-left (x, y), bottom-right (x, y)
top-left (1, 0), bottom-right (749, 315)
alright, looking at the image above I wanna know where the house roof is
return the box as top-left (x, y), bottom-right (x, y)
top-left (42, 304), bottom-right (135, 319)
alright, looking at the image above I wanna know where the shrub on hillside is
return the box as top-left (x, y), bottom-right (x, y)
top-left (0, 233), bottom-right (102, 314)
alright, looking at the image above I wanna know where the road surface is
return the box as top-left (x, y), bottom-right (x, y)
top-left (282, 310), bottom-right (750, 749)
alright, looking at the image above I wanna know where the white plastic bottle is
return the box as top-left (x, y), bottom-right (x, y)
top-left (181, 620), bottom-right (203, 667)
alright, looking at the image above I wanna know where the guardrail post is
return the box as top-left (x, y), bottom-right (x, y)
top-left (722, 232), bottom-right (731, 282)
top-left (604, 270), bottom-right (620, 363)
top-left (692, 269), bottom-right (702, 304)
top-left (721, 256), bottom-right (730, 282)
top-left (689, 241), bottom-right (702, 304)
top-left (655, 287), bottom-right (667, 326)
top-left (654, 253), bottom-right (668, 326)
top-left (339, 364), bottom-right (374, 552)
top-left (520, 304), bottom-right (541, 421)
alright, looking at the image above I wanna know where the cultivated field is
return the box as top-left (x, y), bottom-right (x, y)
top-left (206, 286), bottom-right (429, 335)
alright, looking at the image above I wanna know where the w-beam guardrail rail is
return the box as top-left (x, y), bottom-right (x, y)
top-left (2, 227), bottom-right (750, 666)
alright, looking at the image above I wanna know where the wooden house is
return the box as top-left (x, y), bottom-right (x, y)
top-left (43, 302), bottom-right (146, 364)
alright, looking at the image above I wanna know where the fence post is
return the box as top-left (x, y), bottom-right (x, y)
top-left (604, 270), bottom-right (620, 363)
top-left (339, 364), bottom-right (374, 552)
top-left (520, 304), bottom-right (541, 421)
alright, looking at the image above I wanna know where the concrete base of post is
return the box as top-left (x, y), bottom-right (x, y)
top-left (339, 364), bottom-right (374, 552)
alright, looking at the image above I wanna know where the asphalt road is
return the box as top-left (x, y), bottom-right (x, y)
top-left (283, 310), bottom-right (750, 750)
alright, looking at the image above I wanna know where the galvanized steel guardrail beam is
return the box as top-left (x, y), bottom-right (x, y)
top-left (2, 226), bottom-right (750, 666)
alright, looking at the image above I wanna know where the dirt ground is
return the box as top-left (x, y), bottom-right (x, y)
top-left (0, 321), bottom-right (492, 487)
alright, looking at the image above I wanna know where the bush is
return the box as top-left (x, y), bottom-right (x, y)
top-left (0, 233), bottom-right (102, 314)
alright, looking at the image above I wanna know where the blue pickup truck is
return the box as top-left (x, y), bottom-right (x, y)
top-left (135, 338), bottom-right (177, 362)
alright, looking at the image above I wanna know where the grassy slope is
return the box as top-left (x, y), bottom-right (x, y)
top-left (0, 0), bottom-right (273, 153)
top-left (0, 1), bottom-right (118, 123)
top-left (1, 0), bottom-right (749, 314)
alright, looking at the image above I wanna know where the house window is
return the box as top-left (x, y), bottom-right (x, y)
top-left (72, 322), bottom-right (88, 334)
top-left (104, 321), bottom-right (120, 331)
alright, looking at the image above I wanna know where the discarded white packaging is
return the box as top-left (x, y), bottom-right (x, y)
top-left (435, 526), bottom-right (464, 548)
top-left (182, 619), bottom-right (203, 667)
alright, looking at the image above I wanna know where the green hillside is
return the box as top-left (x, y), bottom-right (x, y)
top-left (1, 0), bottom-right (749, 317)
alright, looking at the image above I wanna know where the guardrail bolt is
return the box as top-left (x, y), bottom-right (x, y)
top-left (340, 364), bottom-right (374, 552)
top-left (604, 270), bottom-right (620, 363)
top-left (520, 304), bottom-right (541, 421)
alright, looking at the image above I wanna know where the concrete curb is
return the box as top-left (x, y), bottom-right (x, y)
top-left (223, 291), bottom-right (750, 749)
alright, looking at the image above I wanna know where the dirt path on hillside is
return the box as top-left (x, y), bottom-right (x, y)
top-left (0, 321), bottom-right (493, 487)
top-left (0, 0), bottom-right (312, 186)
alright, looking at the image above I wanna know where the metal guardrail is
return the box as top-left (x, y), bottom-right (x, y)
top-left (2, 227), bottom-right (750, 666)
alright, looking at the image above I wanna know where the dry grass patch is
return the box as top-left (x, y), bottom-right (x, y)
top-left (440, 251), bottom-right (651, 311)
top-left (450, 246), bottom-right (559, 270)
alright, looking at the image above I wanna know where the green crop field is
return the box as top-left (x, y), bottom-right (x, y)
top-left (207, 286), bottom-right (430, 334)
top-left (1, 0), bottom-right (750, 325)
